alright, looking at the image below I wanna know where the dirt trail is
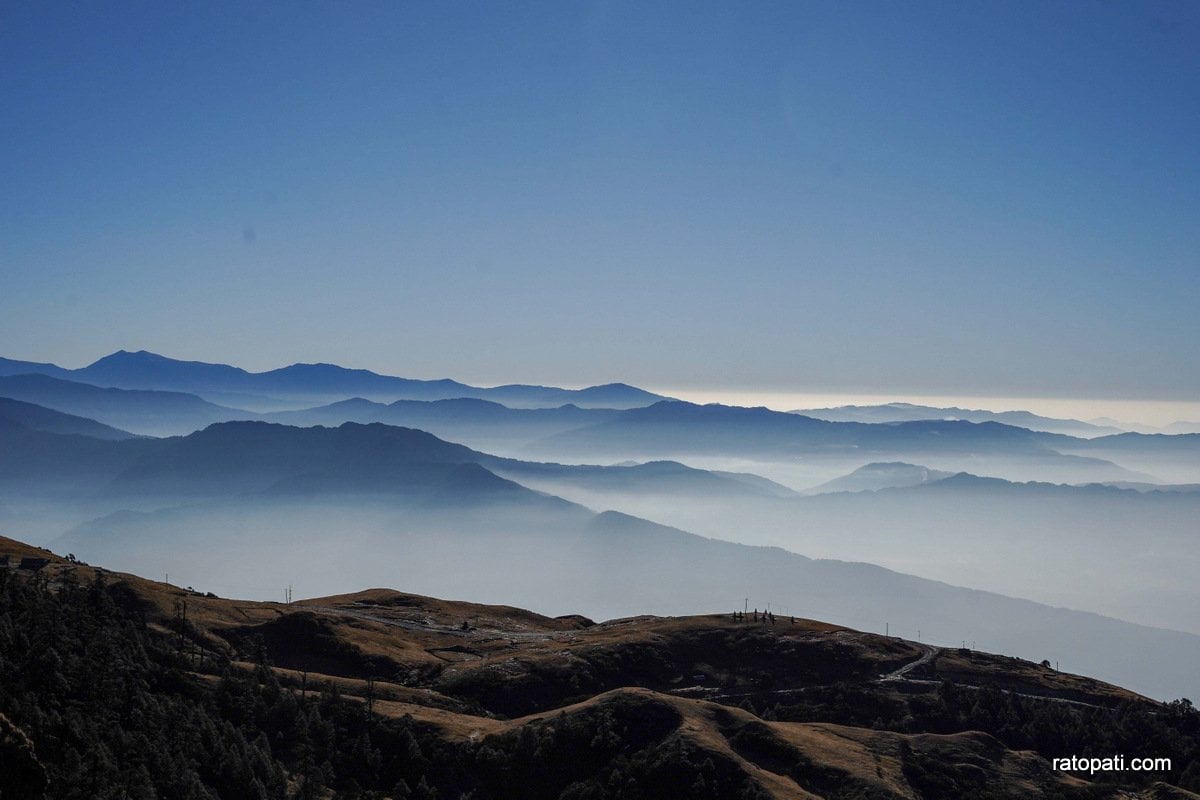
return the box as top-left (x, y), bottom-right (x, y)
top-left (879, 643), bottom-right (938, 681)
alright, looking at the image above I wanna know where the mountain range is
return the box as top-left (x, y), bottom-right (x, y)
top-left (792, 402), bottom-right (1126, 437)
top-left (6, 351), bottom-right (1198, 487)
top-left (3, 350), bottom-right (1200, 704)
top-left (0, 400), bottom-right (1196, 701)
top-left (0, 350), bottom-right (669, 409)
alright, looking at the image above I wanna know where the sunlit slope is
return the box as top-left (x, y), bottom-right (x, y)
top-left (4, 536), bottom-right (1191, 800)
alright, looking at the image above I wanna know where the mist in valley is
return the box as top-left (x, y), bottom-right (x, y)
top-left (3, 366), bottom-right (1199, 702)
top-left (24, 490), bottom-right (1196, 704)
top-left (501, 467), bottom-right (1200, 636)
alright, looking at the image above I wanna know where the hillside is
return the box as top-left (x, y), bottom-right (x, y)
top-left (3, 536), bottom-right (1198, 800)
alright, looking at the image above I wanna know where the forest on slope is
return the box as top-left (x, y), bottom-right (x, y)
top-left (2, 540), bottom-right (1199, 799)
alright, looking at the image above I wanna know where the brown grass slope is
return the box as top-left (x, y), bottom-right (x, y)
top-left (0, 535), bottom-right (1181, 800)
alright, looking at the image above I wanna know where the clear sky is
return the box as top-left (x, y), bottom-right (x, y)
top-left (2, 1), bottom-right (1198, 400)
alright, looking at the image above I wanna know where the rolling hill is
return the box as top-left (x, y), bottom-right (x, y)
top-left (2, 535), bottom-right (1197, 799)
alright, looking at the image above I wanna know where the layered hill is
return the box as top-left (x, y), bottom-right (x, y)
top-left (0, 373), bottom-right (252, 436)
top-left (526, 401), bottom-right (1150, 485)
top-left (264, 396), bottom-right (623, 455)
top-left (2, 536), bottom-right (1197, 800)
top-left (0, 395), bottom-right (137, 441)
top-left (0, 414), bottom-right (1189, 700)
top-left (536, 466), bottom-right (1200, 638)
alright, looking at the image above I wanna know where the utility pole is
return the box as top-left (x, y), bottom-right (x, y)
top-left (885, 622), bottom-right (888, 637)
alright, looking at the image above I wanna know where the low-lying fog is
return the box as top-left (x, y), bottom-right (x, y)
top-left (34, 496), bottom-right (1200, 702)
top-left (496, 457), bottom-right (1200, 637)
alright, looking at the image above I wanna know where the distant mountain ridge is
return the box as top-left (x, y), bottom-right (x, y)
top-left (0, 350), bottom-right (669, 409)
top-left (0, 373), bottom-right (250, 437)
top-left (2, 405), bottom-right (1199, 699)
top-left (4, 371), bottom-right (1189, 486)
top-left (263, 396), bottom-right (623, 454)
top-left (802, 461), bottom-right (954, 494)
top-left (535, 400), bottom-right (1087, 458)
top-left (792, 401), bottom-right (1126, 437)
top-left (0, 396), bottom-right (137, 441)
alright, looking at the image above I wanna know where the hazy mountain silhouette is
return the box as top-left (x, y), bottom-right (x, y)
top-left (0, 356), bottom-right (73, 380)
top-left (1059, 432), bottom-right (1200, 484)
top-left (4, 401), bottom-right (1200, 698)
top-left (792, 402), bottom-right (1125, 437)
top-left (265, 396), bottom-right (621, 455)
top-left (0, 396), bottom-right (137, 441)
top-left (537, 401), bottom-right (1075, 455)
top-left (103, 420), bottom-right (538, 502)
top-left (0, 374), bottom-right (253, 437)
top-left (573, 469), bottom-right (1200, 637)
top-left (0, 406), bottom-right (795, 508)
top-left (1096, 481), bottom-right (1200, 493)
top-left (527, 401), bottom-right (1149, 484)
top-left (260, 397), bottom-right (1176, 486)
top-left (1074, 431), bottom-right (1200, 454)
top-left (802, 462), bottom-right (954, 494)
top-left (49, 495), bottom-right (1200, 702)
top-left (482, 458), bottom-right (798, 500)
top-left (1, 350), bottom-right (669, 409)
top-left (76, 350), bottom-right (255, 393)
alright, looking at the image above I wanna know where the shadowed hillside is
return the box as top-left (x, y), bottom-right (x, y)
top-left (1, 536), bottom-right (1197, 799)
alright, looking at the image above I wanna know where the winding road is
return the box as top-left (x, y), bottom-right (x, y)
top-left (879, 643), bottom-right (938, 682)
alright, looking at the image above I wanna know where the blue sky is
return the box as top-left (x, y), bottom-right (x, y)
top-left (2, 1), bottom-right (1198, 399)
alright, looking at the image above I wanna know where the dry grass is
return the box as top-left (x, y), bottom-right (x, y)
top-left (1, 535), bottom-right (1168, 799)
top-left (929, 647), bottom-right (1151, 705)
